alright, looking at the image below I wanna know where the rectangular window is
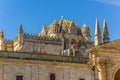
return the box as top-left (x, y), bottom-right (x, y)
top-left (80, 78), bottom-right (85, 80)
top-left (16, 76), bottom-right (23, 80)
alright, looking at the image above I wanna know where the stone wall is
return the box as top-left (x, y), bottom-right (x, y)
top-left (20, 38), bottom-right (62, 55)
top-left (0, 58), bottom-right (92, 80)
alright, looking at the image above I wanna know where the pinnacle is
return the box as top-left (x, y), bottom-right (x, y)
top-left (95, 18), bottom-right (100, 35)
top-left (19, 24), bottom-right (23, 34)
top-left (103, 20), bottom-right (109, 37)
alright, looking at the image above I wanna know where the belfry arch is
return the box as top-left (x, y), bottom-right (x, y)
top-left (114, 68), bottom-right (120, 80)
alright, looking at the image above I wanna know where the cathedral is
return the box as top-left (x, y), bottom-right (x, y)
top-left (0, 16), bottom-right (119, 80)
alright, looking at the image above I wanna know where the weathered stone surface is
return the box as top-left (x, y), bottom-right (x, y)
top-left (0, 59), bottom-right (92, 80)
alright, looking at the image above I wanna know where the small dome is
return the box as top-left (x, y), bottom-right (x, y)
top-left (81, 24), bottom-right (90, 32)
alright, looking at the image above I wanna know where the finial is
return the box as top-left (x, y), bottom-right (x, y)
top-left (61, 16), bottom-right (64, 20)
top-left (83, 24), bottom-right (87, 27)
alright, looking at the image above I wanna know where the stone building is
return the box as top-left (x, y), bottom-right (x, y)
top-left (0, 17), bottom-right (119, 80)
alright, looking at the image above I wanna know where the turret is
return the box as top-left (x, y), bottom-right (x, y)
top-left (0, 30), bottom-right (4, 39)
top-left (81, 24), bottom-right (91, 43)
top-left (40, 24), bottom-right (47, 36)
top-left (102, 20), bottom-right (109, 43)
top-left (18, 24), bottom-right (24, 46)
top-left (94, 18), bottom-right (101, 46)
top-left (0, 30), bottom-right (5, 50)
top-left (48, 21), bottom-right (59, 38)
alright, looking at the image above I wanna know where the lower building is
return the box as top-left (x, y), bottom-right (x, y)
top-left (0, 53), bottom-right (91, 80)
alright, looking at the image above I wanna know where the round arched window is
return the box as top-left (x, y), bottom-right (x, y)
top-left (50, 73), bottom-right (55, 80)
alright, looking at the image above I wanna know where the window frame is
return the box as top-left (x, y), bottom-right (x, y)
top-left (16, 75), bottom-right (23, 80)
top-left (79, 78), bottom-right (85, 80)
top-left (50, 73), bottom-right (55, 80)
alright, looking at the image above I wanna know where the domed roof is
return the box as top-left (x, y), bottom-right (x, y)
top-left (81, 24), bottom-right (90, 31)
top-left (47, 16), bottom-right (80, 34)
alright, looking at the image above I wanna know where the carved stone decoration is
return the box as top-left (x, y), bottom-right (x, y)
top-left (114, 68), bottom-right (120, 80)
top-left (96, 58), bottom-right (114, 80)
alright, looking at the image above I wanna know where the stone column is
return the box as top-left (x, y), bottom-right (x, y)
top-left (97, 59), bottom-right (113, 80)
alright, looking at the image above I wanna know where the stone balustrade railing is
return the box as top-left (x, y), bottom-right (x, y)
top-left (0, 51), bottom-right (89, 64)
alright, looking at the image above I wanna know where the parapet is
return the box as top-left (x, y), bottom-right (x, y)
top-left (23, 33), bottom-right (61, 42)
top-left (4, 39), bottom-right (13, 44)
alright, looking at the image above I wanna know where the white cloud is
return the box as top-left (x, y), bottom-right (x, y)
top-left (95, 0), bottom-right (120, 6)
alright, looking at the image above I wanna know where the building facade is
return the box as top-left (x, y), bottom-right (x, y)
top-left (0, 17), bottom-right (119, 80)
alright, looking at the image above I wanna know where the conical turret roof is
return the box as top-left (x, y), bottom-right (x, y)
top-left (103, 20), bottom-right (109, 37)
top-left (95, 18), bottom-right (100, 35)
top-left (19, 24), bottom-right (23, 34)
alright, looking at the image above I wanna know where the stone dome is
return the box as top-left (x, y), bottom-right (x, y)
top-left (81, 24), bottom-right (90, 38)
top-left (81, 24), bottom-right (90, 32)
top-left (47, 17), bottom-right (80, 34)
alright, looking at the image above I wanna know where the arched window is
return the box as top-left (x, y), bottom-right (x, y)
top-left (64, 41), bottom-right (66, 50)
top-left (50, 73), bottom-right (55, 80)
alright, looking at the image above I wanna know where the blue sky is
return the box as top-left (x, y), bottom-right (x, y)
top-left (0, 0), bottom-right (120, 41)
